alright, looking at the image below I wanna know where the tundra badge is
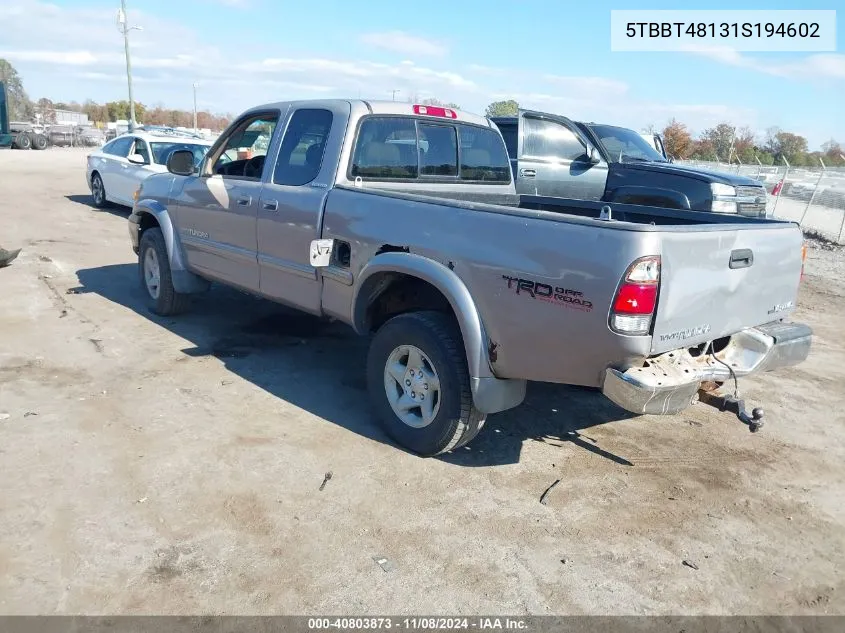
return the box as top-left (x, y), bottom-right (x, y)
top-left (659, 324), bottom-right (712, 342)
top-left (183, 228), bottom-right (209, 240)
top-left (767, 301), bottom-right (795, 315)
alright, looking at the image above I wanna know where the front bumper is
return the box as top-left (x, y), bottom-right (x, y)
top-left (602, 321), bottom-right (812, 415)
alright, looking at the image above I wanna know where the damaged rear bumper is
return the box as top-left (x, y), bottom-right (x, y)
top-left (602, 321), bottom-right (812, 415)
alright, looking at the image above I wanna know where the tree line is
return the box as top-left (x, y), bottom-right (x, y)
top-left (660, 119), bottom-right (842, 167)
top-left (4, 57), bottom-right (840, 164)
top-left (33, 97), bottom-right (233, 132)
top-left (1, 58), bottom-right (231, 131)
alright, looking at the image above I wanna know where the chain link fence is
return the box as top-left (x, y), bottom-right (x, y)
top-left (676, 159), bottom-right (845, 244)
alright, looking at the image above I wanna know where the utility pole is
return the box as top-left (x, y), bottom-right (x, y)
top-left (117, 0), bottom-right (141, 132)
top-left (192, 82), bottom-right (198, 133)
top-left (390, 89), bottom-right (400, 102)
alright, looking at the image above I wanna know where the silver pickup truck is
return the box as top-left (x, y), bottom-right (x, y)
top-left (127, 99), bottom-right (812, 456)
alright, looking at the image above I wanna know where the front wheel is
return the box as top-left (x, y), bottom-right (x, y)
top-left (90, 173), bottom-right (108, 208)
top-left (138, 227), bottom-right (191, 316)
top-left (366, 311), bottom-right (486, 456)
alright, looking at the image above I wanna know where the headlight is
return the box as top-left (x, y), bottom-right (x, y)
top-left (711, 183), bottom-right (737, 197)
top-left (710, 183), bottom-right (738, 213)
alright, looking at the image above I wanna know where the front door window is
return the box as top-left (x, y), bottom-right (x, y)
top-left (210, 115), bottom-right (279, 180)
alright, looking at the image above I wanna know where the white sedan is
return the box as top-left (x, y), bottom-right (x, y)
top-left (86, 130), bottom-right (214, 208)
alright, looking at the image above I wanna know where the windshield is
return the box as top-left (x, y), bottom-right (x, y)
top-left (589, 125), bottom-right (668, 163)
top-left (150, 142), bottom-right (211, 167)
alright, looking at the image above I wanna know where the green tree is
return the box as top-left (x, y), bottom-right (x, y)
top-left (105, 100), bottom-right (146, 122)
top-left (0, 58), bottom-right (34, 120)
top-left (82, 99), bottom-right (108, 124)
top-left (774, 131), bottom-right (808, 165)
top-left (484, 99), bottom-right (519, 117)
top-left (689, 138), bottom-right (719, 161)
top-left (756, 151), bottom-right (775, 165)
top-left (700, 122), bottom-right (736, 162)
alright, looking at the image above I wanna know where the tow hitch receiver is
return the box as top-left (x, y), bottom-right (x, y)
top-left (698, 391), bottom-right (765, 433)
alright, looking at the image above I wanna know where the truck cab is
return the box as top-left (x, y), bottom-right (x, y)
top-left (492, 110), bottom-right (769, 217)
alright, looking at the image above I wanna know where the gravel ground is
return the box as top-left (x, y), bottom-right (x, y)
top-left (1, 148), bottom-right (844, 616)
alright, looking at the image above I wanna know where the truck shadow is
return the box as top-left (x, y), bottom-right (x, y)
top-left (75, 263), bottom-right (636, 467)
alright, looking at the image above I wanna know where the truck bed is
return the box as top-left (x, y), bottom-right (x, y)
top-left (347, 186), bottom-right (794, 231)
top-left (326, 185), bottom-right (803, 382)
top-left (518, 195), bottom-right (784, 228)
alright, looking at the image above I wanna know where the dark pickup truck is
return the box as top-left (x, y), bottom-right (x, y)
top-left (492, 110), bottom-right (769, 217)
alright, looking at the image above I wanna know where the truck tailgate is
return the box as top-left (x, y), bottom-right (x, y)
top-left (651, 224), bottom-right (804, 354)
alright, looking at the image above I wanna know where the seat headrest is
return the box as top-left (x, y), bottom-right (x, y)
top-left (305, 142), bottom-right (324, 167)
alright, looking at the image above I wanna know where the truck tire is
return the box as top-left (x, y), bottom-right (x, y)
top-left (90, 172), bottom-right (109, 208)
top-left (13, 132), bottom-right (32, 150)
top-left (138, 227), bottom-right (191, 316)
top-left (366, 311), bottom-right (486, 456)
top-left (32, 134), bottom-right (48, 150)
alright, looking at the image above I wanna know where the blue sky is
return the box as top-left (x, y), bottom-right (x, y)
top-left (2, 0), bottom-right (843, 149)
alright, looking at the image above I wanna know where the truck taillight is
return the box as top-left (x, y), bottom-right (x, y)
top-left (610, 255), bottom-right (661, 336)
top-left (413, 104), bottom-right (457, 119)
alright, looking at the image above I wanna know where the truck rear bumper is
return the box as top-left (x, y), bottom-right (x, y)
top-left (602, 321), bottom-right (812, 415)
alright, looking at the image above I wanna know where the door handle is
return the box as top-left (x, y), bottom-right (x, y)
top-left (519, 168), bottom-right (536, 178)
top-left (236, 196), bottom-right (252, 206)
top-left (262, 199), bottom-right (279, 212)
top-left (729, 248), bottom-right (754, 269)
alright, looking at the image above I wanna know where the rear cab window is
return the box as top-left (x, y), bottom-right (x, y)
top-left (349, 116), bottom-right (511, 184)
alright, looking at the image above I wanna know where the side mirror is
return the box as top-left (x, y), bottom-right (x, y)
top-left (128, 153), bottom-right (146, 165)
top-left (167, 149), bottom-right (195, 176)
top-left (587, 145), bottom-right (601, 164)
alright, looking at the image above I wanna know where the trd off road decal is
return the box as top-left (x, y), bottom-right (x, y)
top-left (502, 275), bottom-right (593, 312)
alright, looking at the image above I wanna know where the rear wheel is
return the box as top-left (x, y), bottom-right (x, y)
top-left (13, 132), bottom-right (31, 150)
top-left (90, 172), bottom-right (108, 208)
top-left (366, 311), bottom-right (486, 456)
top-left (31, 134), bottom-right (48, 150)
top-left (138, 227), bottom-right (191, 316)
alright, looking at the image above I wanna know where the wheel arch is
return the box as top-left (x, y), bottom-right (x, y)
top-left (607, 185), bottom-right (691, 209)
top-left (352, 252), bottom-right (526, 414)
top-left (134, 201), bottom-right (209, 294)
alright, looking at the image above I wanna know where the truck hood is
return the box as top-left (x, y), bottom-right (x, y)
top-left (619, 161), bottom-right (763, 187)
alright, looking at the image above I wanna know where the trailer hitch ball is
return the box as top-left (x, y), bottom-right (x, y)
top-left (749, 407), bottom-right (765, 433)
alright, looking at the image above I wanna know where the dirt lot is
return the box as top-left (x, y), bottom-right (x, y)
top-left (1, 148), bottom-right (844, 615)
